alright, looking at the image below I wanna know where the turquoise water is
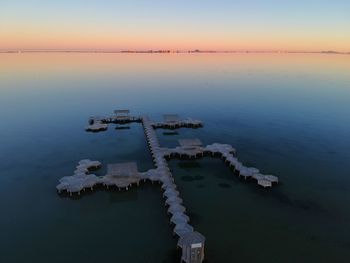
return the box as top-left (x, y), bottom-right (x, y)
top-left (0, 53), bottom-right (350, 263)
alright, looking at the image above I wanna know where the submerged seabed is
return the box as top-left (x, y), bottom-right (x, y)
top-left (0, 53), bottom-right (350, 263)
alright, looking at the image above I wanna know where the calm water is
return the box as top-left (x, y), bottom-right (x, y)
top-left (0, 53), bottom-right (350, 263)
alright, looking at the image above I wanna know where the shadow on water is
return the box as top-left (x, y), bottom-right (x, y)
top-left (57, 184), bottom-right (140, 203)
top-left (177, 161), bottom-right (201, 169)
top-left (250, 185), bottom-right (329, 215)
top-left (174, 157), bottom-right (329, 217)
top-left (163, 131), bottom-right (179, 136)
top-left (115, 126), bottom-right (131, 130)
top-left (199, 157), bottom-right (328, 216)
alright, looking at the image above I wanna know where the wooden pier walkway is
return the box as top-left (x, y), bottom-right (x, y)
top-left (57, 110), bottom-right (279, 263)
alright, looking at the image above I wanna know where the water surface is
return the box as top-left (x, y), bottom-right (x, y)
top-left (0, 53), bottom-right (350, 263)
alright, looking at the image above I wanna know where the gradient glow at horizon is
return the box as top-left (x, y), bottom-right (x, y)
top-left (1, 0), bottom-right (349, 51)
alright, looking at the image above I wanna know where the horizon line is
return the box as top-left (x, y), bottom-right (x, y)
top-left (0, 49), bottom-right (349, 55)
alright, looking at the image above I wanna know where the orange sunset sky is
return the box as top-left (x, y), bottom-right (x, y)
top-left (1, 0), bottom-right (349, 52)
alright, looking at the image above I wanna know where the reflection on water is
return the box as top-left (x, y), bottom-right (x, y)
top-left (0, 53), bottom-right (350, 263)
top-left (163, 131), bottom-right (179, 136)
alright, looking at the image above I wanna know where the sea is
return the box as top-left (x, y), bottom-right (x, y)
top-left (0, 53), bottom-right (349, 263)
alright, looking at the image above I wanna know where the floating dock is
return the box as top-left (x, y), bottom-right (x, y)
top-left (57, 110), bottom-right (279, 263)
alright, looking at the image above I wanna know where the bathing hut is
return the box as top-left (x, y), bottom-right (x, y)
top-left (102, 162), bottom-right (140, 189)
top-left (164, 114), bottom-right (180, 123)
top-left (107, 162), bottom-right (138, 177)
top-left (178, 139), bottom-right (203, 158)
top-left (178, 139), bottom-right (202, 148)
top-left (114, 109), bottom-right (130, 122)
top-left (178, 231), bottom-right (205, 263)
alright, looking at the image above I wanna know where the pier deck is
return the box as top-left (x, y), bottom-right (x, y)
top-left (57, 110), bottom-right (279, 262)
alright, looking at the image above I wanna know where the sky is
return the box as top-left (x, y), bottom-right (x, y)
top-left (0, 0), bottom-right (349, 51)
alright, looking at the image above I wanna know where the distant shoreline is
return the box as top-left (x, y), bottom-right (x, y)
top-left (0, 50), bottom-right (349, 55)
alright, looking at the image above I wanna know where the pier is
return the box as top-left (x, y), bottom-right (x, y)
top-left (57, 110), bottom-right (279, 263)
